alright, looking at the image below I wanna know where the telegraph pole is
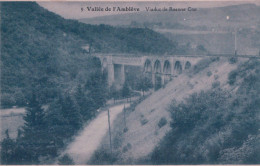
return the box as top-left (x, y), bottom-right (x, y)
top-left (123, 104), bottom-right (126, 129)
top-left (226, 15), bottom-right (237, 56)
top-left (107, 109), bottom-right (112, 155)
top-left (235, 28), bottom-right (237, 56)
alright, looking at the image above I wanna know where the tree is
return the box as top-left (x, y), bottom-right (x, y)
top-left (85, 70), bottom-right (108, 109)
top-left (62, 94), bottom-right (83, 132)
top-left (74, 84), bottom-right (91, 120)
top-left (109, 83), bottom-right (119, 103)
top-left (20, 92), bottom-right (49, 163)
top-left (0, 130), bottom-right (16, 164)
top-left (44, 96), bottom-right (67, 152)
top-left (197, 44), bottom-right (206, 52)
top-left (44, 93), bottom-right (83, 158)
top-left (122, 82), bottom-right (131, 101)
top-left (137, 76), bottom-right (153, 96)
top-left (23, 93), bottom-right (46, 133)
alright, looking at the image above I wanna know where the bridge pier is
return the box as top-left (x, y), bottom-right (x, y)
top-left (106, 63), bottom-right (125, 86)
top-left (119, 64), bottom-right (125, 85)
top-left (152, 72), bottom-right (155, 86)
top-left (161, 74), bottom-right (165, 86)
top-left (108, 64), bottom-right (114, 87)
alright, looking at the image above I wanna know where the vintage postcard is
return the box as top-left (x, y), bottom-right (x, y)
top-left (0, 0), bottom-right (259, 165)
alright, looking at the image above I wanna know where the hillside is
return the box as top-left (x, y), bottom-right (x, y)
top-left (150, 58), bottom-right (260, 164)
top-left (159, 30), bottom-right (235, 54)
top-left (0, 2), bottom-right (175, 108)
top-left (89, 57), bottom-right (259, 164)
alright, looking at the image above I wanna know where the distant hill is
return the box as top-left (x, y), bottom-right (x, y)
top-left (79, 4), bottom-right (260, 29)
top-left (80, 4), bottom-right (260, 55)
top-left (0, 2), bottom-right (176, 108)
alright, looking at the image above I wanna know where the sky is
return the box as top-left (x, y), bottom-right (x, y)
top-left (38, 1), bottom-right (260, 19)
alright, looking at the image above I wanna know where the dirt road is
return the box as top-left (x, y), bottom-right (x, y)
top-left (62, 104), bottom-right (129, 164)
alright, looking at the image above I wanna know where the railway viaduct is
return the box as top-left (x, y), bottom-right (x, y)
top-left (93, 54), bottom-right (203, 87)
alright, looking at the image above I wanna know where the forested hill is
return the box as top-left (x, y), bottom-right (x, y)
top-left (1, 2), bottom-right (175, 108)
top-left (2, 2), bottom-right (175, 53)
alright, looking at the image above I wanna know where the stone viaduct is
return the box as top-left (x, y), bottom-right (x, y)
top-left (93, 54), bottom-right (202, 87)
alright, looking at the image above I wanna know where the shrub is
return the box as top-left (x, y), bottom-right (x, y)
top-left (58, 154), bottom-right (74, 165)
top-left (123, 127), bottom-right (128, 133)
top-left (212, 81), bottom-right (220, 88)
top-left (209, 57), bottom-right (220, 62)
top-left (197, 45), bottom-right (206, 52)
top-left (140, 118), bottom-right (148, 126)
top-left (158, 117), bottom-right (167, 128)
top-left (193, 58), bottom-right (211, 74)
top-left (89, 148), bottom-right (119, 164)
top-left (229, 57), bottom-right (238, 64)
top-left (193, 57), bottom-right (219, 74)
top-left (214, 75), bottom-right (219, 80)
top-left (127, 143), bottom-right (132, 149)
top-left (126, 95), bottom-right (150, 112)
top-left (122, 143), bottom-right (132, 153)
top-left (228, 71), bottom-right (238, 85)
top-left (122, 146), bottom-right (128, 153)
top-left (207, 71), bottom-right (212, 77)
top-left (228, 59), bottom-right (260, 86)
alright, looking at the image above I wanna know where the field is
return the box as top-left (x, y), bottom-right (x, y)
top-left (0, 108), bottom-right (25, 140)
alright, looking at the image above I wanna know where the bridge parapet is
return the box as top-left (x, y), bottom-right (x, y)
top-left (112, 56), bottom-right (144, 66)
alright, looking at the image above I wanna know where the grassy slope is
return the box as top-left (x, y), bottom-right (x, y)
top-left (92, 57), bottom-right (244, 164)
top-left (150, 58), bottom-right (260, 164)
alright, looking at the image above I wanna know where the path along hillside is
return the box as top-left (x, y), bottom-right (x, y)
top-left (92, 57), bottom-right (246, 164)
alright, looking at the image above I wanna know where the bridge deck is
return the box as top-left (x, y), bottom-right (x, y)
top-left (92, 53), bottom-right (260, 59)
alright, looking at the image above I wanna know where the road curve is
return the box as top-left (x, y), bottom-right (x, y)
top-left (62, 104), bottom-right (129, 164)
